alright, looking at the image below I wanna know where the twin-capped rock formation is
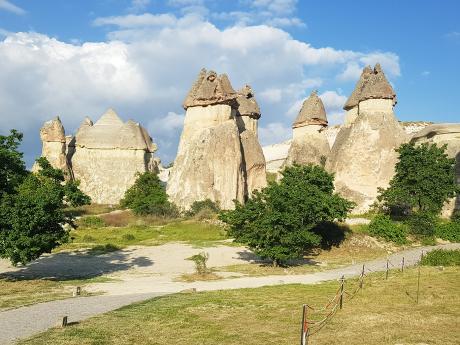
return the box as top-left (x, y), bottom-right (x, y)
top-left (284, 90), bottom-right (330, 168)
top-left (327, 64), bottom-right (407, 213)
top-left (38, 109), bottom-right (157, 205)
top-left (167, 69), bottom-right (266, 210)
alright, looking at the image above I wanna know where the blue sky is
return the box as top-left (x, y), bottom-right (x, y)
top-left (0, 0), bottom-right (459, 166)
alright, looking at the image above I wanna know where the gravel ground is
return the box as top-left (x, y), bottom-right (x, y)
top-left (0, 243), bottom-right (458, 344)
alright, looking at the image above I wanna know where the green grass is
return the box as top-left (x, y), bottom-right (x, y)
top-left (19, 267), bottom-right (460, 345)
top-left (58, 220), bottom-right (229, 252)
top-left (421, 249), bottom-right (460, 266)
top-left (0, 276), bottom-right (115, 311)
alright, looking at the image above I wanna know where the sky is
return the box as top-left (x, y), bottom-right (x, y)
top-left (0, 0), bottom-right (459, 167)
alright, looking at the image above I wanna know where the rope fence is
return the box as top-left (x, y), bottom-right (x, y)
top-left (299, 251), bottom-right (424, 345)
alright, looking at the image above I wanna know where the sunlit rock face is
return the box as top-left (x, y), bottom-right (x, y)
top-left (327, 64), bottom-right (407, 214)
top-left (167, 69), bottom-right (246, 210)
top-left (168, 70), bottom-right (267, 210)
top-left (284, 90), bottom-right (330, 169)
top-left (32, 116), bottom-right (71, 177)
top-left (411, 123), bottom-right (460, 217)
top-left (235, 85), bottom-right (267, 197)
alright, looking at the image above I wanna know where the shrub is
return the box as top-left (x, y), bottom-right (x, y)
top-left (378, 143), bottom-right (458, 215)
top-left (188, 252), bottom-right (209, 274)
top-left (405, 212), bottom-right (437, 236)
top-left (368, 214), bottom-right (407, 245)
top-left (311, 221), bottom-right (348, 249)
top-left (186, 199), bottom-right (220, 219)
top-left (88, 243), bottom-right (120, 255)
top-left (435, 220), bottom-right (460, 242)
top-left (82, 234), bottom-right (95, 242)
top-left (79, 216), bottom-right (106, 228)
top-left (121, 233), bottom-right (136, 241)
top-left (120, 172), bottom-right (177, 217)
top-left (420, 249), bottom-right (460, 266)
top-left (220, 164), bottom-right (354, 266)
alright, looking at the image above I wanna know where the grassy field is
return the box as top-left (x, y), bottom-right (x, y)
top-left (19, 267), bottom-right (460, 345)
top-left (58, 220), bottom-right (229, 252)
top-left (0, 276), bottom-right (115, 311)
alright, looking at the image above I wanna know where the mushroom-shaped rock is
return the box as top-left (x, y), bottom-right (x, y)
top-left (327, 64), bottom-right (406, 214)
top-left (293, 90), bottom-right (328, 128)
top-left (183, 69), bottom-right (237, 109)
top-left (34, 116), bottom-right (70, 176)
top-left (284, 90), bottom-right (330, 168)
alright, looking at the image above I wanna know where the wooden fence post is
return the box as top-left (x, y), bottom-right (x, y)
top-left (300, 304), bottom-right (308, 345)
top-left (386, 259), bottom-right (389, 280)
top-left (339, 275), bottom-right (345, 309)
top-left (401, 257), bottom-right (405, 273)
top-left (360, 264), bottom-right (365, 289)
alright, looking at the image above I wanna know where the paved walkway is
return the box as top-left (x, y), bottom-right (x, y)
top-left (0, 243), bottom-right (458, 344)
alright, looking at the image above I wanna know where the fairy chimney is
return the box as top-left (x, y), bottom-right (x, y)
top-left (327, 64), bottom-right (406, 213)
top-left (284, 90), bottom-right (331, 167)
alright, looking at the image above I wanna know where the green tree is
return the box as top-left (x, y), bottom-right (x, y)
top-left (0, 132), bottom-right (90, 265)
top-left (378, 143), bottom-right (458, 215)
top-left (220, 164), bottom-right (354, 266)
top-left (120, 171), bottom-right (176, 216)
top-left (0, 130), bottom-right (27, 195)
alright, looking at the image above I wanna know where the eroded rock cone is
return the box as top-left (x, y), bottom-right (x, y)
top-left (235, 85), bottom-right (267, 197)
top-left (327, 64), bottom-right (406, 213)
top-left (71, 109), bottom-right (157, 204)
top-left (33, 116), bottom-right (71, 177)
top-left (167, 69), bottom-right (245, 210)
top-left (284, 90), bottom-right (330, 168)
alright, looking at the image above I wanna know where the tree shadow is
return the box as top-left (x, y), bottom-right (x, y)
top-left (311, 221), bottom-right (349, 250)
top-left (0, 248), bottom-right (153, 281)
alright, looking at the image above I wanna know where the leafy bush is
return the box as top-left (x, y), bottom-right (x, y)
top-left (186, 199), bottom-right (220, 219)
top-left (188, 252), bottom-right (209, 274)
top-left (435, 220), bottom-right (460, 242)
top-left (420, 249), bottom-right (460, 266)
top-left (311, 221), bottom-right (348, 249)
top-left (405, 212), bottom-right (437, 236)
top-left (120, 172), bottom-right (177, 217)
top-left (368, 214), bottom-right (407, 245)
top-left (79, 216), bottom-right (106, 228)
top-left (121, 233), bottom-right (136, 241)
top-left (378, 143), bottom-right (458, 215)
top-left (220, 164), bottom-right (354, 266)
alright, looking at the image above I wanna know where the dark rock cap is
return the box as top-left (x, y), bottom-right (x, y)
top-left (183, 68), bottom-right (238, 109)
top-left (236, 85), bottom-right (261, 119)
top-left (343, 66), bottom-right (372, 111)
top-left (292, 90), bottom-right (328, 128)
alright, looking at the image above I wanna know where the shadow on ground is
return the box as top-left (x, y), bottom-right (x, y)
top-left (0, 249), bottom-right (153, 281)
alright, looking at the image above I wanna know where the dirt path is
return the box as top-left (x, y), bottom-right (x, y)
top-left (0, 243), bottom-right (458, 344)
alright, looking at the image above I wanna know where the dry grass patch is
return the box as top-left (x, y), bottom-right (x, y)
top-left (19, 267), bottom-right (460, 345)
top-left (176, 272), bottom-right (222, 282)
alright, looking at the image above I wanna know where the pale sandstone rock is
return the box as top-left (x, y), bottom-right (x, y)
top-left (284, 91), bottom-right (330, 168)
top-left (168, 70), bottom-right (268, 209)
top-left (411, 123), bottom-right (460, 217)
top-left (262, 140), bottom-right (292, 173)
top-left (327, 65), bottom-right (407, 213)
top-left (167, 105), bottom-right (245, 210)
top-left (70, 109), bottom-right (157, 205)
top-left (33, 116), bottom-right (70, 177)
top-left (235, 85), bottom-right (267, 196)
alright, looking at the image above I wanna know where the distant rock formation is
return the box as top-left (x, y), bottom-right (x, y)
top-left (235, 85), bottom-right (267, 196)
top-left (411, 123), bottom-right (460, 217)
top-left (33, 117), bottom-right (70, 176)
top-left (167, 69), bottom-right (266, 210)
top-left (37, 109), bottom-right (157, 205)
top-left (327, 64), bottom-right (407, 213)
top-left (263, 140), bottom-right (292, 173)
top-left (284, 90), bottom-right (330, 168)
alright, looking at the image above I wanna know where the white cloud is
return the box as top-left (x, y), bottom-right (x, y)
top-left (0, 0), bottom-right (25, 15)
top-left (0, 14), bottom-right (400, 165)
top-left (128, 0), bottom-right (151, 13)
top-left (93, 13), bottom-right (177, 28)
top-left (259, 122), bottom-right (291, 146)
top-left (251, 0), bottom-right (297, 15)
top-left (421, 70), bottom-right (430, 76)
top-left (319, 91), bottom-right (346, 110)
